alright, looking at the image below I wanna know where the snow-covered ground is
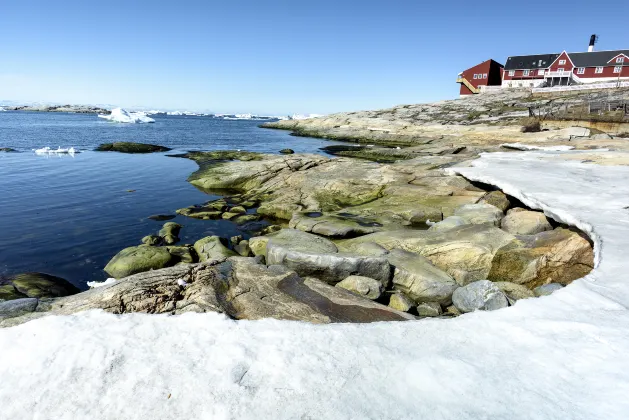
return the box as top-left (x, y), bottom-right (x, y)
top-left (1, 150), bottom-right (629, 419)
top-left (501, 142), bottom-right (575, 151)
top-left (98, 108), bottom-right (155, 123)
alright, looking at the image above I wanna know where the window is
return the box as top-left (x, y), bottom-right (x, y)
top-left (577, 67), bottom-right (585, 75)
top-left (614, 66), bottom-right (622, 74)
top-left (616, 57), bottom-right (625, 63)
top-left (523, 70), bottom-right (530, 76)
top-left (558, 68), bottom-right (565, 74)
top-left (538, 69), bottom-right (545, 76)
top-left (595, 67), bottom-right (604, 74)
top-left (483, 74), bottom-right (487, 79)
top-left (473, 74), bottom-right (477, 79)
top-left (508, 70), bottom-right (515, 76)
top-left (559, 59), bottom-right (566, 65)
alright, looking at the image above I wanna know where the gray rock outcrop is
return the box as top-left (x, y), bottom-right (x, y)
top-left (452, 280), bottom-right (509, 313)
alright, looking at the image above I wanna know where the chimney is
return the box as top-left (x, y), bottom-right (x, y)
top-left (588, 34), bottom-right (597, 52)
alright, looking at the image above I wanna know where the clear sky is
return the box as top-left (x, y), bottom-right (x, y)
top-left (1, 0), bottom-right (628, 115)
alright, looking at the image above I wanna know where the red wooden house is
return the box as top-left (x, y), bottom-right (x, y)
top-left (456, 59), bottom-right (504, 96)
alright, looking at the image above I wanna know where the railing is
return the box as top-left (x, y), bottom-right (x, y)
top-left (479, 85), bottom-right (503, 93)
top-left (544, 71), bottom-right (573, 78)
top-left (533, 81), bottom-right (629, 93)
top-left (456, 77), bottom-right (480, 94)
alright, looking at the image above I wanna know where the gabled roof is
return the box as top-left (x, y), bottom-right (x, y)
top-left (504, 54), bottom-right (560, 70)
top-left (569, 50), bottom-right (629, 67)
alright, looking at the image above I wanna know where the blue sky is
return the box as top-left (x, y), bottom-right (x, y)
top-left (1, 0), bottom-right (628, 115)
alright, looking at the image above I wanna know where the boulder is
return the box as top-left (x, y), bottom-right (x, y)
top-left (289, 211), bottom-right (382, 238)
top-left (387, 249), bottom-right (458, 306)
top-left (488, 228), bottom-right (594, 288)
top-left (428, 216), bottom-right (467, 232)
top-left (1, 273), bottom-right (79, 299)
top-left (232, 214), bottom-right (261, 225)
top-left (350, 242), bottom-right (390, 256)
top-left (251, 229), bottom-right (338, 258)
top-left (501, 210), bottom-right (552, 235)
top-left (454, 203), bottom-right (504, 226)
top-left (452, 280), bottom-right (509, 313)
top-left (0, 298), bottom-right (39, 319)
top-left (494, 281), bottom-right (534, 302)
top-left (230, 206), bottom-right (247, 215)
top-left (388, 293), bottom-right (415, 312)
top-left (159, 222), bottom-right (182, 245)
top-left (234, 240), bottom-right (253, 257)
top-left (95, 142), bottom-right (171, 153)
top-left (534, 283), bottom-right (563, 297)
top-left (0, 147), bottom-right (18, 153)
top-left (147, 214), bottom-right (176, 221)
top-left (104, 246), bottom-right (174, 278)
top-left (279, 148), bottom-right (295, 154)
top-left (480, 191), bottom-right (510, 212)
top-left (417, 302), bottom-right (442, 317)
top-left (335, 276), bottom-right (384, 300)
top-left (166, 245), bottom-right (197, 264)
top-left (221, 212), bottom-right (240, 220)
top-left (141, 235), bottom-right (162, 246)
top-left (193, 236), bottom-right (237, 262)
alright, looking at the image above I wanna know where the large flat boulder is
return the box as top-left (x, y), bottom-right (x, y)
top-left (249, 229), bottom-right (337, 258)
top-left (0, 273), bottom-right (80, 300)
top-left (452, 280), bottom-right (509, 313)
top-left (289, 211), bottom-right (382, 238)
top-left (194, 236), bottom-right (237, 262)
top-left (454, 203), bottom-right (504, 226)
top-left (501, 210), bottom-right (552, 235)
top-left (104, 246), bottom-right (174, 278)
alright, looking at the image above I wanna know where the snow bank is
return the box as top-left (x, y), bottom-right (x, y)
top-left (98, 108), bottom-right (155, 123)
top-left (501, 143), bottom-right (575, 151)
top-left (1, 150), bottom-right (629, 419)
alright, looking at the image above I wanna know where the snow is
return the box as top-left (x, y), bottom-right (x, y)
top-left (290, 113), bottom-right (324, 120)
top-left (2, 150), bottom-right (629, 419)
top-left (98, 108), bottom-right (155, 123)
top-left (501, 143), bottom-right (575, 151)
top-left (86, 278), bottom-right (116, 289)
top-left (33, 146), bottom-right (78, 156)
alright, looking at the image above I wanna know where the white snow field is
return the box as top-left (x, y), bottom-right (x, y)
top-left (98, 108), bottom-right (155, 123)
top-left (2, 150), bottom-right (629, 419)
top-left (500, 143), bottom-right (575, 151)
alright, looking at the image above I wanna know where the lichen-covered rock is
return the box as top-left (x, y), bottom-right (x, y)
top-left (480, 190), bottom-right (510, 212)
top-left (428, 216), bottom-right (468, 232)
top-left (230, 206), bottom-right (247, 215)
top-left (234, 240), bottom-right (253, 257)
top-left (501, 210), bottom-right (552, 235)
top-left (159, 222), bottom-right (182, 245)
top-left (193, 236), bottom-right (237, 262)
top-left (142, 235), bottom-right (162, 246)
top-left (95, 142), bottom-right (171, 153)
top-left (1, 273), bottom-right (79, 300)
top-left (166, 245), bottom-right (197, 264)
top-left (289, 211), bottom-right (382, 238)
top-left (388, 293), bottom-right (415, 313)
top-left (452, 280), bottom-right (509, 313)
top-left (387, 249), bottom-right (458, 306)
top-left (534, 283), bottom-right (564, 297)
top-left (279, 148), bottom-right (294, 154)
top-left (489, 228), bottom-right (594, 288)
top-left (335, 276), bottom-right (384, 300)
top-left (250, 229), bottom-right (338, 258)
top-left (493, 281), bottom-right (535, 302)
top-left (232, 214), bottom-right (261, 225)
top-left (104, 246), bottom-right (175, 278)
top-left (454, 203), bottom-right (504, 226)
top-left (417, 302), bottom-right (442, 317)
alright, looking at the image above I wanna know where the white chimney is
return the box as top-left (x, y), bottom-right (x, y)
top-left (588, 34), bottom-right (597, 52)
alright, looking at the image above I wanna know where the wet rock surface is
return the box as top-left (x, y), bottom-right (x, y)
top-left (95, 142), bottom-right (171, 153)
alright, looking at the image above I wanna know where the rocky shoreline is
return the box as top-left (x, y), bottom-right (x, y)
top-left (0, 146), bottom-right (594, 327)
top-left (2, 104), bottom-right (111, 114)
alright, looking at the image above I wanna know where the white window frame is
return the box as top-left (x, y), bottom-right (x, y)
top-left (577, 67), bottom-right (585, 75)
top-left (614, 66), bottom-right (622, 74)
top-left (508, 70), bottom-right (515, 76)
top-left (483, 74), bottom-right (487, 79)
top-left (523, 70), bottom-right (530, 76)
top-left (595, 67), bottom-right (604, 74)
top-left (559, 59), bottom-right (566, 65)
top-left (538, 69), bottom-right (545, 76)
top-left (558, 68), bottom-right (565, 74)
top-left (616, 57), bottom-right (625, 63)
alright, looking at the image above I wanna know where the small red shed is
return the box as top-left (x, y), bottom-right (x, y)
top-left (457, 59), bottom-right (504, 95)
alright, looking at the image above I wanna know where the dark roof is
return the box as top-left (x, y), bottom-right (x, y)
top-left (569, 50), bottom-right (629, 67)
top-left (504, 54), bottom-right (560, 70)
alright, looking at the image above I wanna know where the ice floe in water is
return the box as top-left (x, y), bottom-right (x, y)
top-left (86, 278), bottom-right (116, 289)
top-left (33, 147), bottom-right (78, 156)
top-left (98, 108), bottom-right (155, 123)
top-left (501, 143), bottom-right (575, 151)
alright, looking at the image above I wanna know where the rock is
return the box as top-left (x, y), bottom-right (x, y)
top-left (480, 191), bottom-right (510, 212)
top-left (95, 142), bottom-right (171, 153)
top-left (141, 235), bottom-right (162, 246)
top-left (221, 212), bottom-right (240, 220)
top-left (388, 293), bottom-right (415, 312)
top-left (507, 207), bottom-right (528, 215)
top-left (0, 147), bottom-right (18, 152)
top-left (232, 214), bottom-right (261, 225)
top-left (454, 203), bottom-right (504, 226)
top-left (0, 298), bottom-right (39, 319)
top-left (253, 229), bottom-right (338, 258)
top-left (260, 225), bottom-right (282, 235)
top-left (193, 236), bottom-right (237, 262)
top-left (147, 214), bottom-right (176, 221)
top-left (249, 236), bottom-right (270, 257)
top-left (534, 283), bottom-right (563, 297)
top-left (548, 126), bottom-right (590, 139)
top-left (230, 235), bottom-right (244, 246)
top-left (176, 205), bottom-right (223, 219)
top-left (445, 305), bottom-right (461, 316)
top-left (289, 211), bottom-right (382, 238)
top-left (350, 242), bottom-right (390, 256)
top-left (234, 240), bottom-right (253, 257)
top-left (452, 280), bottom-right (509, 313)
top-left (387, 249), bottom-right (458, 306)
top-left (166, 245), bottom-right (197, 264)
top-left (501, 210), bottom-right (552, 235)
top-left (488, 227), bottom-right (594, 288)
top-left (428, 216), bottom-right (468, 232)
top-left (494, 281), bottom-right (534, 302)
top-left (340, 224), bottom-right (517, 285)
top-left (230, 206), bottom-right (247, 214)
top-left (0, 273), bottom-right (79, 299)
top-left (159, 222), bottom-right (182, 245)
top-left (279, 148), bottom-right (295, 154)
top-left (105, 246), bottom-right (174, 278)
top-left (416, 302), bottom-right (442, 317)
top-left (590, 133), bottom-right (612, 140)
top-left (335, 276), bottom-right (384, 300)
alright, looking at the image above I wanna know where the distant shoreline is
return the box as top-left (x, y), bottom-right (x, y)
top-left (1, 105), bottom-right (110, 114)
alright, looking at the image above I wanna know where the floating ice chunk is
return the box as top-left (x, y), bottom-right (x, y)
top-left (501, 143), bottom-right (575, 151)
top-left (98, 108), bottom-right (155, 124)
top-left (86, 278), bottom-right (116, 289)
top-left (33, 146), bottom-right (79, 156)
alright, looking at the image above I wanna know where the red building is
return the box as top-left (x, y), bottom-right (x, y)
top-left (457, 59), bottom-right (504, 96)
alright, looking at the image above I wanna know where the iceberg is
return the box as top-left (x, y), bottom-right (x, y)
top-left (33, 147), bottom-right (78, 156)
top-left (98, 108), bottom-right (155, 124)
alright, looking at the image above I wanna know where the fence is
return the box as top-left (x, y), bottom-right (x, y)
top-left (533, 81), bottom-right (629, 94)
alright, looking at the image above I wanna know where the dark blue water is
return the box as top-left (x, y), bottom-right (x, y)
top-left (0, 111), bottom-right (343, 288)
